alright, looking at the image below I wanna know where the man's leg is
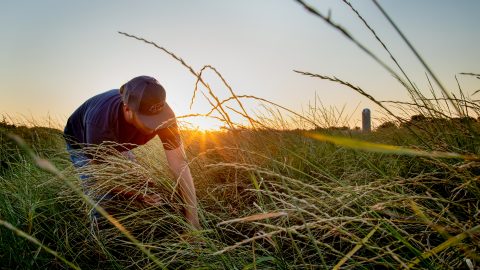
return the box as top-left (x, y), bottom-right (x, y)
top-left (65, 143), bottom-right (103, 225)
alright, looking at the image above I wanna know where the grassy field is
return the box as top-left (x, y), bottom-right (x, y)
top-left (2, 1), bottom-right (480, 269)
top-left (1, 111), bottom-right (480, 269)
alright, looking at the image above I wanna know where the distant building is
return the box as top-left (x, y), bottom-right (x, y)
top-left (362, 108), bottom-right (371, 132)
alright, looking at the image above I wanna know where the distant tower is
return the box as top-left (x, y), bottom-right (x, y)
top-left (362, 108), bottom-right (371, 132)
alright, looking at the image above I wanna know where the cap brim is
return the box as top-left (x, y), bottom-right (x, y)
top-left (136, 103), bottom-right (176, 131)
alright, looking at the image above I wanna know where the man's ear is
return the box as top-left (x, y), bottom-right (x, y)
top-left (123, 104), bottom-right (134, 122)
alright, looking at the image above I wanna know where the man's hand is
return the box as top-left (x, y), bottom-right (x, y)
top-left (184, 206), bottom-right (201, 230)
top-left (140, 193), bottom-right (163, 206)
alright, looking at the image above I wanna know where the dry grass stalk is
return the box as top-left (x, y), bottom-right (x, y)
top-left (217, 211), bottom-right (288, 226)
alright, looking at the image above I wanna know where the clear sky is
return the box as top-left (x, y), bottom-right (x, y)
top-left (1, 1), bottom-right (479, 129)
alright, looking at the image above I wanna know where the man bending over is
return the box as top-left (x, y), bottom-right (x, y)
top-left (64, 75), bottom-right (200, 229)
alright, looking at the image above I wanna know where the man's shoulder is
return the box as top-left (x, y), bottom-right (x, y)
top-left (81, 89), bottom-right (120, 113)
top-left (69, 89), bottom-right (121, 125)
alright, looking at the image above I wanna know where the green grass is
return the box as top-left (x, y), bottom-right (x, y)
top-left (1, 119), bottom-right (479, 269)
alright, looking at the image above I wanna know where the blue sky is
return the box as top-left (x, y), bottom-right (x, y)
top-left (1, 1), bottom-right (479, 129)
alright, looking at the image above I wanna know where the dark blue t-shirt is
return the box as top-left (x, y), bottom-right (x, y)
top-left (64, 89), bottom-right (181, 152)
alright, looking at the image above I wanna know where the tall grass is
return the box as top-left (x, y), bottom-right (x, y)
top-left (1, 1), bottom-right (480, 269)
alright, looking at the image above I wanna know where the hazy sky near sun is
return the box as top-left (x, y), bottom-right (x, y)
top-left (1, 0), bottom-right (479, 129)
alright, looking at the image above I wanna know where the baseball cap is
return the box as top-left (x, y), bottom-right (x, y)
top-left (120, 76), bottom-right (175, 131)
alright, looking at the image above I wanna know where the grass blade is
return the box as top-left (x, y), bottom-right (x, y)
top-left (217, 211), bottom-right (288, 226)
top-left (333, 224), bottom-right (380, 270)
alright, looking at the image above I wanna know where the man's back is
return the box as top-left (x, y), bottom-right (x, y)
top-left (64, 89), bottom-right (174, 152)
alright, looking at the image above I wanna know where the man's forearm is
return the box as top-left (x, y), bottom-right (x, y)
top-left (175, 166), bottom-right (200, 229)
top-left (165, 146), bottom-right (201, 229)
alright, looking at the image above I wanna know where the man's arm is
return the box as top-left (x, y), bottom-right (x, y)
top-left (165, 145), bottom-right (201, 229)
